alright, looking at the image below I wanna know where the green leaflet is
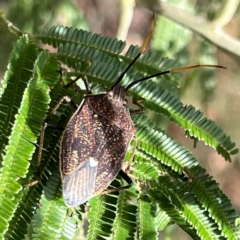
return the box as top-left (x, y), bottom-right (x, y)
top-left (5, 183), bottom-right (43, 240)
top-left (38, 25), bottom-right (177, 87)
top-left (186, 166), bottom-right (240, 240)
top-left (0, 43), bottom-right (59, 239)
top-left (133, 114), bottom-right (198, 172)
top-left (0, 35), bottom-right (38, 154)
top-left (137, 196), bottom-right (158, 240)
top-left (87, 178), bottom-right (138, 240)
top-left (110, 181), bottom-right (138, 240)
top-left (156, 210), bottom-right (171, 231)
top-left (131, 81), bottom-right (238, 161)
top-left (38, 26), bottom-right (126, 54)
top-left (149, 177), bottom-right (216, 240)
top-left (132, 114), bottom-right (239, 239)
top-left (146, 174), bottom-right (239, 239)
top-left (87, 180), bottom-right (119, 240)
top-left (131, 155), bottom-right (159, 181)
top-left (31, 168), bottom-right (77, 240)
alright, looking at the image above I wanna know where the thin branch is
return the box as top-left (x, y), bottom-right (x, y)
top-left (0, 11), bottom-right (22, 38)
top-left (212, 0), bottom-right (240, 28)
top-left (137, 0), bottom-right (240, 60)
top-left (117, 0), bottom-right (135, 41)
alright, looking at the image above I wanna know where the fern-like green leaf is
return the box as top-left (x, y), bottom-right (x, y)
top-left (0, 47), bottom-right (59, 239)
top-left (186, 166), bottom-right (240, 239)
top-left (87, 180), bottom-right (119, 240)
top-left (31, 168), bottom-right (77, 240)
top-left (136, 195), bottom-right (158, 240)
top-left (133, 114), bottom-right (198, 174)
top-left (38, 26), bottom-right (126, 55)
top-left (149, 177), bottom-right (220, 240)
top-left (130, 82), bottom-right (238, 161)
top-left (132, 114), bottom-right (239, 238)
top-left (155, 210), bottom-right (171, 231)
top-left (37, 26), bottom-right (178, 86)
top-left (110, 181), bottom-right (138, 240)
top-left (4, 184), bottom-right (43, 240)
top-left (0, 34), bottom-right (38, 154)
top-left (131, 154), bottom-right (159, 181)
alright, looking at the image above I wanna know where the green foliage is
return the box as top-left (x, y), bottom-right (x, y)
top-left (137, 195), bottom-right (158, 240)
top-left (31, 168), bottom-right (77, 240)
top-left (0, 18), bottom-right (239, 240)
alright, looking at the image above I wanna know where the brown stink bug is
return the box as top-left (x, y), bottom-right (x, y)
top-left (26, 14), bottom-right (225, 207)
top-left (60, 82), bottom-right (137, 206)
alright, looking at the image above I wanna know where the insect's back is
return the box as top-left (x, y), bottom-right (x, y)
top-left (60, 91), bottom-right (135, 207)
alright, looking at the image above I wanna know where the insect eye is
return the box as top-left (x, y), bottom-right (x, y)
top-left (107, 90), bottom-right (113, 98)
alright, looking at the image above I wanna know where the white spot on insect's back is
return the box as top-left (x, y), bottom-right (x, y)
top-left (89, 157), bottom-right (98, 167)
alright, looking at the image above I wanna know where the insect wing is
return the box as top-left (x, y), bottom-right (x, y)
top-left (90, 113), bottom-right (127, 194)
top-left (62, 158), bottom-right (98, 206)
top-left (61, 100), bottom-right (97, 206)
top-left (85, 93), bottom-right (136, 194)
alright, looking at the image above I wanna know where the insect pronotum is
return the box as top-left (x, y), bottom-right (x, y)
top-left (26, 14), bottom-right (225, 207)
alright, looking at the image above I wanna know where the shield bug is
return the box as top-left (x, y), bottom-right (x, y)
top-left (27, 14), bottom-right (225, 207)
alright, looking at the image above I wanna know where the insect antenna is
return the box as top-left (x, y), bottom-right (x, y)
top-left (111, 13), bottom-right (156, 90)
top-left (125, 64), bottom-right (226, 91)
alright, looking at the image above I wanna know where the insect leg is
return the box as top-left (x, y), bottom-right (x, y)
top-left (46, 96), bottom-right (77, 122)
top-left (130, 99), bottom-right (145, 115)
top-left (128, 99), bottom-right (143, 172)
top-left (78, 75), bottom-right (92, 94)
top-left (125, 136), bottom-right (138, 174)
top-left (119, 170), bottom-right (133, 187)
top-left (99, 170), bottom-right (133, 196)
top-left (24, 96), bottom-right (77, 188)
top-left (59, 68), bottom-right (92, 94)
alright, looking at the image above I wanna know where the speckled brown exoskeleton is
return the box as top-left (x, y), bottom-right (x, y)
top-left (60, 83), bottom-right (138, 206)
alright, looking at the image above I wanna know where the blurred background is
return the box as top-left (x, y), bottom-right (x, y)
top-left (0, 0), bottom-right (240, 239)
